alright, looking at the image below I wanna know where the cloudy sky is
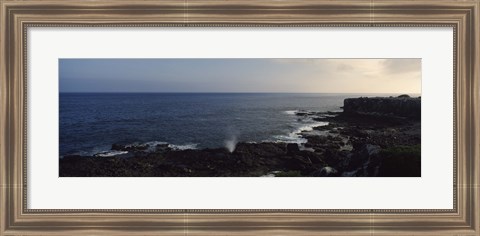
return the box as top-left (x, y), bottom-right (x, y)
top-left (59, 58), bottom-right (421, 94)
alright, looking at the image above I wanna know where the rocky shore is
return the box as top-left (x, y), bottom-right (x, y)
top-left (60, 95), bottom-right (421, 177)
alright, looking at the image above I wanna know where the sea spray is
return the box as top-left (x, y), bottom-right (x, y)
top-left (224, 127), bottom-right (240, 153)
top-left (224, 136), bottom-right (238, 153)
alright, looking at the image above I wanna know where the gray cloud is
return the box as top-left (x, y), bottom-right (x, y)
top-left (60, 58), bottom-right (421, 94)
top-left (381, 59), bottom-right (421, 74)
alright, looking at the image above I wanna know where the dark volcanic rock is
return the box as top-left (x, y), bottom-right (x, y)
top-left (347, 144), bottom-right (381, 172)
top-left (370, 145), bottom-right (421, 177)
top-left (286, 143), bottom-right (300, 154)
top-left (234, 142), bottom-right (286, 157)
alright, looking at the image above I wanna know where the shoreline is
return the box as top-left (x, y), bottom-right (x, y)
top-left (60, 96), bottom-right (421, 177)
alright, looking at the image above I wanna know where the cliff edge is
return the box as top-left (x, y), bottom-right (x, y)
top-left (343, 95), bottom-right (421, 119)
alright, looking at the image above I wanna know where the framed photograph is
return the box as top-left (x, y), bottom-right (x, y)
top-left (1, 0), bottom-right (478, 235)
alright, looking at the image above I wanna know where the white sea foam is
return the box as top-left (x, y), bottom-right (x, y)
top-left (284, 110), bottom-right (298, 115)
top-left (143, 141), bottom-right (169, 152)
top-left (292, 122), bottom-right (328, 136)
top-left (67, 145), bottom-right (112, 157)
top-left (272, 133), bottom-right (307, 144)
top-left (94, 150), bottom-right (129, 157)
top-left (273, 121), bottom-right (329, 144)
top-left (169, 143), bottom-right (198, 150)
top-left (137, 141), bottom-right (198, 151)
top-left (144, 141), bottom-right (168, 146)
top-left (91, 141), bottom-right (198, 157)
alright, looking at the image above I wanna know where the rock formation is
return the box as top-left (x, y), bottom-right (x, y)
top-left (343, 95), bottom-right (421, 119)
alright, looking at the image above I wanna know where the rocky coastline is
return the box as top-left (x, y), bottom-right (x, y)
top-left (60, 95), bottom-right (421, 177)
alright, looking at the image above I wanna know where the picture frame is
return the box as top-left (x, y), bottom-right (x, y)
top-left (1, 0), bottom-right (478, 235)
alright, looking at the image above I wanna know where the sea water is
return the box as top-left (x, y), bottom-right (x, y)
top-left (59, 93), bottom-right (386, 156)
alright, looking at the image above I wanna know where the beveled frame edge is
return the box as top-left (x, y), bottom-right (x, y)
top-left (1, 0), bottom-right (479, 235)
top-left (20, 22), bottom-right (460, 215)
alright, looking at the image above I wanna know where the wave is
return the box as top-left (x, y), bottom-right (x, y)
top-left (94, 150), bottom-right (129, 157)
top-left (143, 141), bottom-right (168, 146)
top-left (272, 122), bottom-right (328, 144)
top-left (142, 141), bottom-right (169, 152)
top-left (87, 141), bottom-right (198, 157)
top-left (143, 141), bottom-right (198, 151)
top-left (133, 141), bottom-right (198, 151)
top-left (170, 143), bottom-right (198, 150)
top-left (272, 134), bottom-right (307, 144)
top-left (295, 122), bottom-right (327, 133)
top-left (284, 110), bottom-right (298, 115)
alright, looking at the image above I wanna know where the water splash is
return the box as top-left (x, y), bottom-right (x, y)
top-left (224, 126), bottom-right (240, 153)
top-left (224, 136), bottom-right (238, 153)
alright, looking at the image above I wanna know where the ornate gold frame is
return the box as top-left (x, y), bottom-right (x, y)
top-left (1, 0), bottom-right (479, 235)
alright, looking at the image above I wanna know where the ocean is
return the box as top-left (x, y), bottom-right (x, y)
top-left (59, 93), bottom-right (390, 156)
